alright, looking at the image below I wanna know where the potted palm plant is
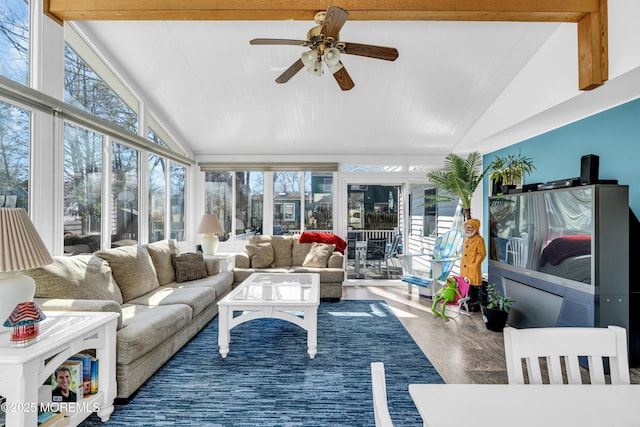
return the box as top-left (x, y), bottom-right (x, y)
top-left (488, 152), bottom-right (536, 195)
top-left (481, 284), bottom-right (515, 332)
top-left (425, 151), bottom-right (489, 221)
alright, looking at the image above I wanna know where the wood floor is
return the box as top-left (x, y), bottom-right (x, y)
top-left (342, 281), bottom-right (640, 384)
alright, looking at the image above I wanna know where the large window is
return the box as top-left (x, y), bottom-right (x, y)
top-left (0, 100), bottom-right (30, 209)
top-left (64, 44), bottom-right (137, 133)
top-left (204, 172), bottom-right (232, 241)
top-left (170, 163), bottom-right (185, 241)
top-left (305, 172), bottom-right (333, 231)
top-left (273, 171), bottom-right (301, 234)
top-left (149, 154), bottom-right (166, 243)
top-left (235, 172), bottom-right (263, 237)
top-left (64, 123), bottom-right (103, 250)
top-left (112, 142), bottom-right (138, 243)
top-left (0, 0), bottom-right (29, 85)
top-left (203, 169), bottom-right (334, 240)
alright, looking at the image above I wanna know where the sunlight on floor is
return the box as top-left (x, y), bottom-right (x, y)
top-left (363, 284), bottom-right (433, 316)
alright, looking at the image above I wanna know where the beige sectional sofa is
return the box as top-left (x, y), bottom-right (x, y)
top-left (232, 235), bottom-right (345, 300)
top-left (26, 240), bottom-right (233, 400)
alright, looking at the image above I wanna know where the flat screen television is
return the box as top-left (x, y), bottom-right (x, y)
top-left (489, 186), bottom-right (593, 293)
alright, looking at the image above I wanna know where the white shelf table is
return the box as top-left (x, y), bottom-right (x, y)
top-left (0, 311), bottom-right (119, 426)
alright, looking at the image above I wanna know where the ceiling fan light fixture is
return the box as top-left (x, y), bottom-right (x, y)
top-left (324, 47), bottom-right (341, 66)
top-left (308, 60), bottom-right (323, 76)
top-left (301, 50), bottom-right (318, 68)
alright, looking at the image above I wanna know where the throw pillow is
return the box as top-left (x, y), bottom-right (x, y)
top-left (146, 239), bottom-right (180, 285)
top-left (302, 242), bottom-right (336, 268)
top-left (292, 240), bottom-right (312, 266)
top-left (96, 245), bottom-right (160, 303)
top-left (269, 236), bottom-right (294, 267)
top-left (28, 255), bottom-right (124, 304)
top-left (246, 243), bottom-right (275, 268)
top-left (172, 253), bottom-right (209, 283)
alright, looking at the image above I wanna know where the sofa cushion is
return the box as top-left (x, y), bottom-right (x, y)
top-left (328, 252), bottom-right (344, 269)
top-left (96, 245), bottom-right (160, 303)
top-left (117, 303), bottom-right (192, 364)
top-left (28, 255), bottom-right (124, 304)
top-left (246, 243), bottom-right (275, 268)
top-left (203, 257), bottom-right (219, 276)
top-left (302, 242), bottom-right (335, 268)
top-left (233, 268), bottom-right (290, 283)
top-left (167, 271), bottom-right (234, 298)
top-left (292, 240), bottom-right (312, 266)
top-left (172, 253), bottom-right (208, 283)
top-left (291, 266), bottom-right (345, 283)
top-left (234, 252), bottom-right (251, 269)
top-left (146, 240), bottom-right (180, 285)
top-left (127, 285), bottom-right (216, 318)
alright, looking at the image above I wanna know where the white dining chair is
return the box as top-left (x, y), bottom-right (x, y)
top-left (503, 325), bottom-right (630, 385)
top-left (371, 362), bottom-right (394, 427)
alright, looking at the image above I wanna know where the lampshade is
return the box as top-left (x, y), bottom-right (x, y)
top-left (0, 208), bottom-right (53, 331)
top-left (197, 214), bottom-right (224, 255)
top-left (197, 214), bottom-right (224, 235)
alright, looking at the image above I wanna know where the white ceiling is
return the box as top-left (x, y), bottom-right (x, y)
top-left (76, 19), bottom-right (568, 162)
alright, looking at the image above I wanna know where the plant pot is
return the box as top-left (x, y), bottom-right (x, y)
top-left (481, 303), bottom-right (509, 332)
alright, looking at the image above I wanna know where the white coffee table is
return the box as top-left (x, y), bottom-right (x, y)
top-left (218, 272), bottom-right (320, 359)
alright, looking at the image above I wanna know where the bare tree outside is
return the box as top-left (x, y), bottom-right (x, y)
top-left (0, 0), bottom-right (30, 209)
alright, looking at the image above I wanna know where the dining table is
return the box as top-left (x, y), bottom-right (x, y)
top-left (409, 383), bottom-right (640, 427)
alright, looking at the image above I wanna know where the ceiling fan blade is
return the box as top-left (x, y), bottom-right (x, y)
top-left (322, 6), bottom-right (349, 39)
top-left (342, 42), bottom-right (399, 61)
top-left (250, 38), bottom-right (308, 46)
top-left (332, 62), bottom-right (354, 91)
top-left (276, 59), bottom-right (305, 84)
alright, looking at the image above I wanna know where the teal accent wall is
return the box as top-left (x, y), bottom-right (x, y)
top-left (485, 97), bottom-right (640, 214)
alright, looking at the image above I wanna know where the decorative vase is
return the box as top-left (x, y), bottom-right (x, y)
top-left (481, 303), bottom-right (509, 332)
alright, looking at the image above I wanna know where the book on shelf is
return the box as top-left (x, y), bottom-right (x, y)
top-left (69, 353), bottom-right (92, 397)
top-left (37, 411), bottom-right (69, 427)
top-left (90, 356), bottom-right (99, 394)
top-left (50, 360), bottom-right (83, 403)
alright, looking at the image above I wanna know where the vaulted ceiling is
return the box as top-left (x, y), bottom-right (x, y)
top-left (45, 1), bottom-right (611, 164)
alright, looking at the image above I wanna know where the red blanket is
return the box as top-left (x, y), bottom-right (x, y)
top-left (539, 235), bottom-right (591, 266)
top-left (299, 231), bottom-right (347, 254)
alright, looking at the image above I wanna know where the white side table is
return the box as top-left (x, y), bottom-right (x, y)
top-left (0, 311), bottom-right (119, 426)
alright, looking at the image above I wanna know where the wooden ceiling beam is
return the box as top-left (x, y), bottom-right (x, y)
top-left (43, 0), bottom-right (608, 90)
top-left (44, 1), bottom-right (603, 22)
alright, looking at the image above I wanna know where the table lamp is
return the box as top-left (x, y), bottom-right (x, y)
top-left (196, 213), bottom-right (224, 255)
top-left (0, 208), bottom-right (53, 332)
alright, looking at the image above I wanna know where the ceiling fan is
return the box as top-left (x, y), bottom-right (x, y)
top-left (250, 6), bottom-right (399, 91)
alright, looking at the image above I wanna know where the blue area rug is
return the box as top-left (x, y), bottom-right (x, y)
top-left (81, 300), bottom-right (443, 426)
